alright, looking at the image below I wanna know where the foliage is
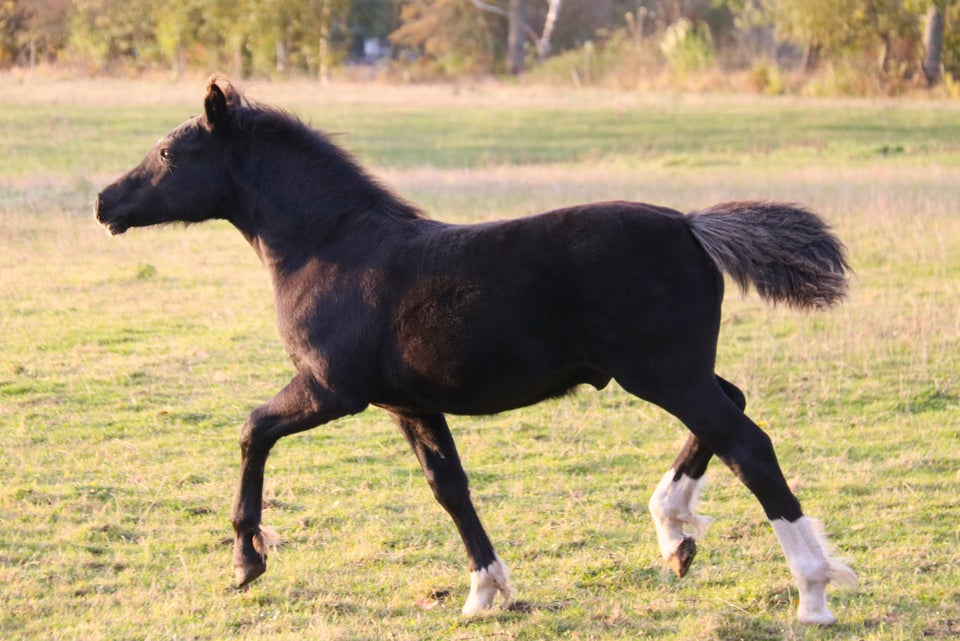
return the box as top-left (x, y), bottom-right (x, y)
top-left (390, 0), bottom-right (505, 76)
top-left (67, 0), bottom-right (159, 70)
top-left (762, 0), bottom-right (913, 55)
top-left (0, 0), bottom-right (24, 64)
top-left (0, 0), bottom-right (70, 65)
top-left (746, 58), bottom-right (785, 94)
top-left (660, 16), bottom-right (715, 75)
top-left (3, 2), bottom-right (960, 91)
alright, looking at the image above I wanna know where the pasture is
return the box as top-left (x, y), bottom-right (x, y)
top-left (1, 77), bottom-right (958, 640)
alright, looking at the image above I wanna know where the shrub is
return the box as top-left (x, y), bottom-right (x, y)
top-left (659, 18), bottom-right (715, 77)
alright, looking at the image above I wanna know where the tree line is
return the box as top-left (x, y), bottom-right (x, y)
top-left (1, 0), bottom-right (957, 92)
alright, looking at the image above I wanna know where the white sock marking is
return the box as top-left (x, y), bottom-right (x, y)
top-left (771, 516), bottom-right (857, 625)
top-left (461, 555), bottom-right (514, 615)
top-left (648, 469), bottom-right (713, 561)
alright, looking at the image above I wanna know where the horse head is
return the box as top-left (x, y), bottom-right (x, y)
top-left (95, 79), bottom-right (235, 235)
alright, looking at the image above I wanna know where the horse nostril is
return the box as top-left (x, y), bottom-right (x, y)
top-left (94, 193), bottom-right (110, 221)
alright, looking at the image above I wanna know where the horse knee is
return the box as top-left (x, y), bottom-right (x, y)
top-left (239, 407), bottom-right (275, 456)
top-left (239, 417), bottom-right (255, 451)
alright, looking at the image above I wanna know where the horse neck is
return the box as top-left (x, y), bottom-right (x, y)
top-left (228, 141), bottom-right (411, 277)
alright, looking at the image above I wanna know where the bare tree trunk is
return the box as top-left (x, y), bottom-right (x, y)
top-left (508, 0), bottom-right (525, 74)
top-left (172, 39), bottom-right (186, 80)
top-left (234, 38), bottom-right (245, 78)
top-left (802, 40), bottom-right (820, 72)
top-left (922, 5), bottom-right (944, 86)
top-left (319, 0), bottom-right (331, 85)
top-left (537, 0), bottom-right (563, 59)
top-left (878, 33), bottom-right (890, 73)
top-left (276, 40), bottom-right (287, 74)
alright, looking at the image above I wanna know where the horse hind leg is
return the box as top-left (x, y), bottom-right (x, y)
top-left (648, 376), bottom-right (742, 578)
top-left (648, 434), bottom-right (714, 578)
top-left (771, 517), bottom-right (858, 624)
top-left (640, 376), bottom-right (855, 624)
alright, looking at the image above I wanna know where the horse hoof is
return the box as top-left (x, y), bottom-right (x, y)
top-left (235, 561), bottom-right (267, 588)
top-left (668, 536), bottom-right (697, 578)
top-left (233, 528), bottom-right (271, 587)
top-left (797, 606), bottom-right (837, 626)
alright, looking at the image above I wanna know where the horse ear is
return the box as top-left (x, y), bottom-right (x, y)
top-left (204, 79), bottom-right (230, 132)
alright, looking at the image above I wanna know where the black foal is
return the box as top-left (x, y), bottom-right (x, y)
top-left (96, 78), bottom-right (856, 623)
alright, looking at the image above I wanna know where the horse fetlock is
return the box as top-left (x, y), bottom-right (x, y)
top-left (794, 560), bottom-right (856, 624)
top-left (771, 517), bottom-right (855, 626)
top-left (461, 556), bottom-right (513, 616)
top-left (795, 579), bottom-right (836, 625)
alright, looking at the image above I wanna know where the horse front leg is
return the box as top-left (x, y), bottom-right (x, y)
top-left (233, 373), bottom-right (356, 587)
top-left (387, 409), bottom-right (513, 615)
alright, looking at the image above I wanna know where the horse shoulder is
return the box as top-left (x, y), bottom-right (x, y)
top-left (271, 257), bottom-right (391, 391)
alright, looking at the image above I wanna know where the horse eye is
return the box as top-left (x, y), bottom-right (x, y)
top-left (159, 148), bottom-right (173, 161)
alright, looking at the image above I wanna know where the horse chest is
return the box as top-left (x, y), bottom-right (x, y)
top-left (272, 273), bottom-right (382, 381)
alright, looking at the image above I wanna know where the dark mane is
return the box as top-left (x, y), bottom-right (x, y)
top-left (219, 82), bottom-right (424, 223)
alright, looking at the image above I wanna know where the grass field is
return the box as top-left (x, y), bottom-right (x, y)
top-left (1, 76), bottom-right (958, 640)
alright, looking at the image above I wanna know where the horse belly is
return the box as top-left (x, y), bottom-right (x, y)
top-left (383, 361), bottom-right (611, 416)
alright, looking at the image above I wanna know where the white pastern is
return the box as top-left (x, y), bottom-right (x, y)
top-left (461, 556), bottom-right (514, 616)
top-left (771, 517), bottom-right (857, 625)
top-left (648, 469), bottom-right (713, 561)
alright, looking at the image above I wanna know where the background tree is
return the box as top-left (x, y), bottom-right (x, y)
top-left (0, 0), bottom-right (70, 66)
top-left (507, 0), bottom-right (523, 74)
top-left (154, 0), bottom-right (205, 78)
top-left (903, 0), bottom-right (960, 84)
top-left (762, 0), bottom-right (920, 73)
top-left (69, 0), bottom-right (158, 71)
top-left (922, 3), bottom-right (945, 83)
top-left (22, 0), bottom-right (70, 66)
top-left (0, 0), bottom-right (29, 65)
top-left (0, 0), bottom-right (955, 91)
top-left (391, 0), bottom-right (505, 74)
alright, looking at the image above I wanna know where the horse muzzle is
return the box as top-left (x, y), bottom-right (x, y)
top-left (94, 193), bottom-right (130, 235)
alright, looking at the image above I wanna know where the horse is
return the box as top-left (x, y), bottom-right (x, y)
top-left (95, 78), bottom-right (857, 624)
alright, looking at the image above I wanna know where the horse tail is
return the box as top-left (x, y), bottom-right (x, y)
top-left (686, 201), bottom-right (850, 311)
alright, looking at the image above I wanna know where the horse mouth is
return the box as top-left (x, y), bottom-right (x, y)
top-left (95, 212), bottom-right (129, 235)
top-left (94, 196), bottom-right (129, 235)
top-left (101, 219), bottom-right (129, 235)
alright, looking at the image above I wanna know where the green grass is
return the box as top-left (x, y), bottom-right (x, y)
top-left (1, 78), bottom-right (958, 640)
